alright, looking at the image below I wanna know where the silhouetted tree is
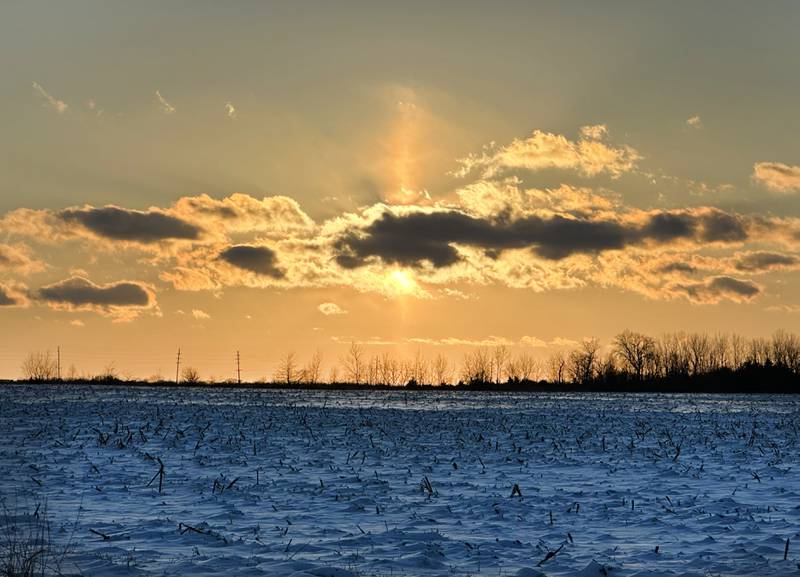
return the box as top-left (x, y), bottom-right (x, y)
top-left (182, 366), bottom-right (201, 384)
top-left (342, 342), bottom-right (365, 384)
top-left (21, 351), bottom-right (58, 381)
top-left (613, 330), bottom-right (655, 381)
top-left (304, 349), bottom-right (323, 384)
top-left (275, 351), bottom-right (299, 384)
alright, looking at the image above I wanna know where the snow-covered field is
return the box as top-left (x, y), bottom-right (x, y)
top-left (1, 385), bottom-right (799, 577)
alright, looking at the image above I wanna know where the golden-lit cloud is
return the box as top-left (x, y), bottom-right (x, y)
top-left (318, 302), bottom-right (347, 316)
top-left (753, 162), bottom-right (800, 193)
top-left (224, 101), bottom-right (237, 119)
top-left (192, 309), bottom-right (210, 320)
top-left (686, 115), bottom-right (703, 129)
top-left (455, 127), bottom-right (639, 179)
top-left (5, 127), bottom-right (800, 315)
top-left (155, 90), bottom-right (176, 114)
top-left (0, 282), bottom-right (29, 308)
top-left (0, 244), bottom-right (45, 275)
top-left (32, 81), bottom-right (68, 114)
top-left (406, 335), bottom-right (514, 347)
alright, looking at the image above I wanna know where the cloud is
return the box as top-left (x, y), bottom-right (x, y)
top-left (225, 101), bottom-right (237, 119)
top-left (733, 251), bottom-right (800, 273)
top-left (753, 162), bottom-right (800, 193)
top-left (192, 309), bottom-right (210, 319)
top-left (686, 115), bottom-right (703, 129)
top-left (406, 335), bottom-right (514, 347)
top-left (580, 124), bottom-right (608, 140)
top-left (675, 276), bottom-right (761, 304)
top-left (69, 319), bottom-right (85, 327)
top-left (0, 244), bottom-right (44, 275)
top-left (59, 206), bottom-right (202, 243)
top-left (520, 335), bottom-right (548, 348)
top-left (333, 206), bottom-right (753, 268)
top-left (658, 261), bottom-right (697, 275)
top-left (0, 283), bottom-right (29, 307)
top-left (456, 128), bottom-right (639, 179)
top-left (37, 276), bottom-right (157, 320)
top-left (218, 245), bottom-right (284, 277)
top-left (155, 90), bottom-right (176, 114)
top-left (32, 82), bottom-right (68, 114)
top-left (170, 193), bottom-right (314, 237)
top-left (318, 302), bottom-right (347, 316)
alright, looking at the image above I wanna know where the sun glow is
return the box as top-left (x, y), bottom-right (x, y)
top-left (386, 269), bottom-right (419, 296)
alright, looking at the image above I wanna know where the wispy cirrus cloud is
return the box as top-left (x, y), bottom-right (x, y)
top-left (32, 81), bottom-right (68, 114)
top-left (155, 90), bottom-right (176, 114)
top-left (225, 101), bottom-right (237, 119)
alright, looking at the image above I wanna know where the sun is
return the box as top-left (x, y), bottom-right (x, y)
top-left (387, 269), bottom-right (418, 296)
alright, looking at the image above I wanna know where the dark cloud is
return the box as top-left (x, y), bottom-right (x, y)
top-left (659, 262), bottom-right (697, 274)
top-left (698, 210), bottom-right (748, 243)
top-left (218, 245), bottom-right (284, 277)
top-left (641, 213), bottom-right (696, 242)
top-left (678, 276), bottom-right (761, 303)
top-left (734, 251), bottom-right (799, 272)
top-left (38, 277), bottom-right (153, 307)
top-left (59, 206), bottom-right (201, 243)
top-left (334, 208), bottom-right (750, 268)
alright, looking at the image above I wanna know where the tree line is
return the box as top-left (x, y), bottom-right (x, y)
top-left (16, 329), bottom-right (800, 392)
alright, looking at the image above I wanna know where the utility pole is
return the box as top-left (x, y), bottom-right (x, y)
top-left (175, 348), bottom-right (181, 384)
top-left (236, 350), bottom-right (241, 385)
top-left (57, 346), bottom-right (61, 380)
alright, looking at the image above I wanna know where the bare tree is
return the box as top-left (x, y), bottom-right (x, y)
top-left (654, 332), bottom-right (689, 378)
top-left (613, 330), bottom-right (655, 380)
top-left (182, 366), bottom-right (201, 384)
top-left (568, 338), bottom-right (600, 384)
top-left (730, 333), bottom-right (747, 370)
top-left (328, 365), bottom-right (339, 384)
top-left (708, 333), bottom-right (730, 371)
top-left (686, 333), bottom-right (710, 376)
top-left (342, 342), bottom-right (365, 384)
top-left (366, 355), bottom-right (380, 385)
top-left (461, 347), bottom-right (492, 384)
top-left (547, 351), bottom-right (567, 384)
top-left (516, 352), bottom-right (539, 382)
top-left (411, 349), bottom-right (429, 385)
top-left (275, 351), bottom-right (299, 384)
top-left (432, 353), bottom-right (450, 385)
top-left (21, 350), bottom-right (58, 381)
top-left (304, 349), bottom-right (323, 384)
top-left (492, 345), bottom-right (509, 384)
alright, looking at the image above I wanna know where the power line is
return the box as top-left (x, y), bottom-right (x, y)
top-left (175, 348), bottom-right (181, 384)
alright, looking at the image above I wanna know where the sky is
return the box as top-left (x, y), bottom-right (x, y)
top-left (1, 1), bottom-right (800, 380)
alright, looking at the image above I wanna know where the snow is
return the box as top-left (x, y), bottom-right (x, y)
top-left (1, 385), bottom-right (799, 576)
